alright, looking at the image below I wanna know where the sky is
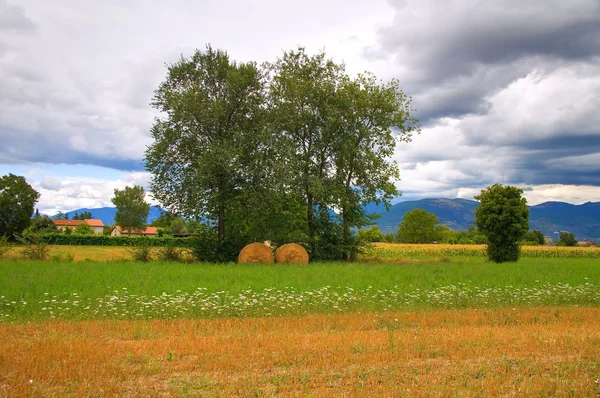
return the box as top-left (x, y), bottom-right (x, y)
top-left (1, 0), bottom-right (599, 214)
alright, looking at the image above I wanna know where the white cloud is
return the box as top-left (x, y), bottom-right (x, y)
top-left (40, 176), bottom-right (61, 191)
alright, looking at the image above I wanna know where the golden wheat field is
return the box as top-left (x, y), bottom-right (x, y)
top-left (1, 307), bottom-right (600, 397)
top-left (368, 243), bottom-right (600, 258)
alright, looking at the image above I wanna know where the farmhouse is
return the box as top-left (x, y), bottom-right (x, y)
top-left (111, 226), bottom-right (158, 236)
top-left (53, 219), bottom-right (104, 235)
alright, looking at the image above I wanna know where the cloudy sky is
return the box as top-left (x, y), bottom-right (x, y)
top-left (1, 0), bottom-right (599, 214)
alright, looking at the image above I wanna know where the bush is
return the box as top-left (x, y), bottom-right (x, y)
top-left (191, 230), bottom-right (249, 263)
top-left (0, 236), bottom-right (12, 259)
top-left (130, 239), bottom-right (153, 262)
top-left (74, 223), bottom-right (95, 235)
top-left (50, 251), bottom-right (74, 262)
top-left (558, 232), bottom-right (577, 247)
top-left (310, 210), bottom-right (367, 261)
top-left (474, 184), bottom-right (529, 263)
top-left (157, 241), bottom-right (182, 262)
top-left (19, 233), bottom-right (52, 261)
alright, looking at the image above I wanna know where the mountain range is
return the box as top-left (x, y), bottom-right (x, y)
top-left (52, 198), bottom-right (600, 242)
top-left (371, 198), bottom-right (600, 242)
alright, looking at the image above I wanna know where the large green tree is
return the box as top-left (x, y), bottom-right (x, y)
top-left (333, 72), bottom-right (419, 247)
top-left (111, 185), bottom-right (150, 235)
top-left (268, 48), bottom-right (419, 255)
top-left (268, 48), bottom-right (343, 250)
top-left (146, 45), bottom-right (267, 241)
top-left (397, 208), bottom-right (443, 243)
top-left (474, 184), bottom-right (529, 262)
top-left (0, 174), bottom-right (40, 238)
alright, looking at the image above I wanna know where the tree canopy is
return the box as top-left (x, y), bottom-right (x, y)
top-left (0, 174), bottom-right (40, 239)
top-left (145, 45), bottom-right (420, 260)
top-left (558, 231), bottom-right (577, 246)
top-left (111, 185), bottom-right (150, 234)
top-left (397, 208), bottom-right (443, 243)
top-left (475, 184), bottom-right (529, 262)
top-left (146, 45), bottom-right (266, 242)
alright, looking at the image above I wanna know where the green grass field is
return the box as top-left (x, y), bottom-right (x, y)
top-left (2, 257), bottom-right (599, 322)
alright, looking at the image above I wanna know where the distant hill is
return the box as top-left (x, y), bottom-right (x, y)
top-left (52, 199), bottom-right (600, 242)
top-left (50, 206), bottom-right (163, 226)
top-left (373, 198), bottom-right (478, 233)
top-left (373, 198), bottom-right (600, 242)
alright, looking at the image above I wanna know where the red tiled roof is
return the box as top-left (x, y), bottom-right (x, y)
top-left (114, 226), bottom-right (158, 235)
top-left (53, 219), bottom-right (104, 227)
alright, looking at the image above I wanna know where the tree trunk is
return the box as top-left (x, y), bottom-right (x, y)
top-left (218, 204), bottom-right (225, 241)
top-left (341, 205), bottom-right (350, 261)
top-left (307, 193), bottom-right (314, 252)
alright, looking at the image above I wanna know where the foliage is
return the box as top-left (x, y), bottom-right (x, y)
top-left (37, 233), bottom-right (194, 247)
top-left (524, 230), bottom-right (545, 245)
top-left (332, 72), bottom-right (419, 253)
top-left (268, 48), bottom-right (419, 255)
top-left (0, 174), bottom-right (40, 239)
top-left (18, 233), bottom-right (52, 261)
top-left (24, 215), bottom-right (58, 235)
top-left (112, 185), bottom-right (150, 234)
top-left (0, 236), bottom-right (12, 259)
top-left (146, 45), bottom-right (267, 241)
top-left (310, 208), bottom-right (367, 261)
top-left (157, 242), bottom-right (185, 262)
top-left (74, 223), bottom-right (95, 235)
top-left (397, 209), bottom-right (443, 243)
top-left (190, 227), bottom-right (249, 263)
top-left (474, 184), bottom-right (529, 263)
top-left (151, 212), bottom-right (189, 236)
top-left (558, 232), bottom-right (577, 247)
top-left (55, 211), bottom-right (69, 220)
top-left (129, 239), bottom-right (153, 262)
top-left (383, 233), bottom-right (396, 243)
top-left (357, 226), bottom-right (384, 243)
top-left (145, 46), bottom-right (418, 260)
top-left (71, 211), bottom-right (93, 220)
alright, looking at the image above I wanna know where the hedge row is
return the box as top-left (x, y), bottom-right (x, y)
top-left (40, 233), bottom-right (194, 248)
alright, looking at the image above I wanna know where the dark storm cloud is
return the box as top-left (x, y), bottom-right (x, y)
top-left (369, 0), bottom-right (600, 122)
top-left (373, 0), bottom-right (600, 189)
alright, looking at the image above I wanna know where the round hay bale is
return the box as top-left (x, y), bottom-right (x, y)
top-left (275, 243), bottom-right (309, 264)
top-left (238, 242), bottom-right (274, 264)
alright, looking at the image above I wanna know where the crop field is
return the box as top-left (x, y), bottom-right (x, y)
top-left (367, 243), bottom-right (600, 258)
top-left (1, 249), bottom-right (599, 396)
top-left (2, 307), bottom-right (600, 396)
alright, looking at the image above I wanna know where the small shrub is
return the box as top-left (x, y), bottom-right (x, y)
top-left (50, 252), bottom-right (75, 262)
top-left (130, 239), bottom-right (153, 262)
top-left (157, 242), bottom-right (181, 262)
top-left (0, 236), bottom-right (12, 259)
top-left (191, 230), bottom-right (248, 263)
top-left (19, 233), bottom-right (52, 261)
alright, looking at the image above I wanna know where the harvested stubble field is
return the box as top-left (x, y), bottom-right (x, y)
top-left (2, 307), bottom-right (600, 396)
top-left (1, 250), bottom-right (600, 396)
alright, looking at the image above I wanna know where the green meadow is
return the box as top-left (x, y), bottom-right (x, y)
top-left (1, 257), bottom-right (599, 322)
